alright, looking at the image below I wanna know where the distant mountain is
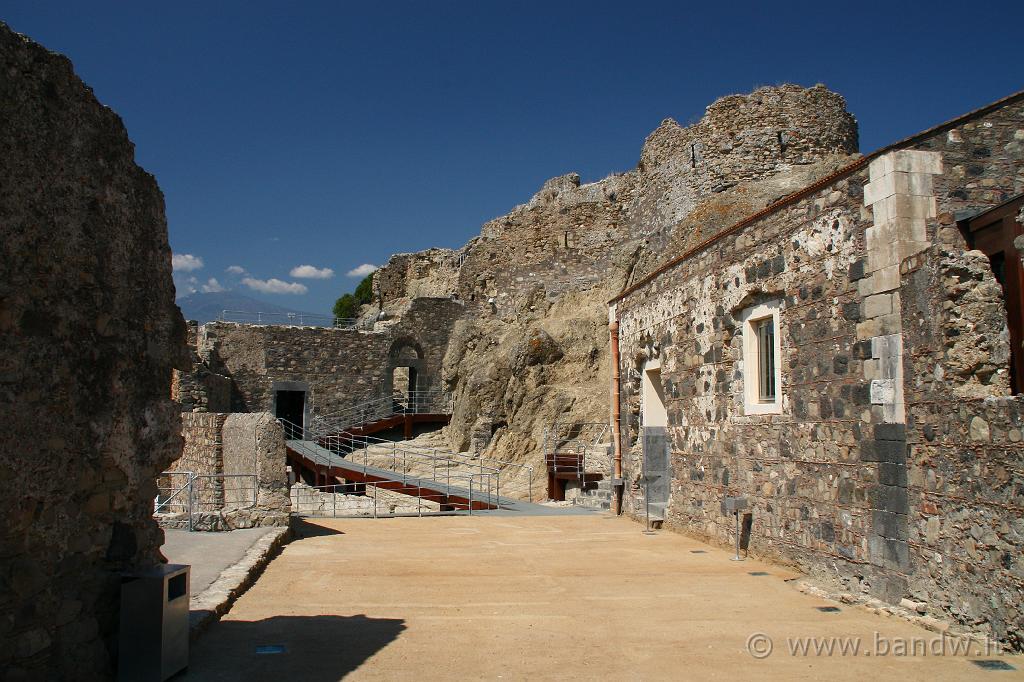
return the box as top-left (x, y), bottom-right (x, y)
top-left (176, 291), bottom-right (327, 324)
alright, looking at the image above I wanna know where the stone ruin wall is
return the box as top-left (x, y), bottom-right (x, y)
top-left (161, 413), bottom-right (290, 530)
top-left (614, 96), bottom-right (1024, 648)
top-left (374, 247), bottom-right (465, 303)
top-left (178, 297), bottom-right (465, 420)
top-left (377, 84), bottom-right (858, 319)
top-left (166, 413), bottom-right (228, 511)
top-left (629, 83), bottom-right (858, 239)
top-left (172, 321), bottom-right (231, 413)
top-left (0, 24), bottom-right (188, 678)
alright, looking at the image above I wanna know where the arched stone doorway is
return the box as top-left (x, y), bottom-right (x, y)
top-left (386, 338), bottom-right (425, 410)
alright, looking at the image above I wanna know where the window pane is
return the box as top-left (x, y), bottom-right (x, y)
top-left (757, 318), bottom-right (775, 402)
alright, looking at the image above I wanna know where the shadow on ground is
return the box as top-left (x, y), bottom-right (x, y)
top-left (181, 614), bottom-right (405, 681)
top-left (291, 519), bottom-right (346, 538)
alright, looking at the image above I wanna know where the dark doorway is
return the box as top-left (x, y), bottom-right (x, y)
top-left (391, 366), bottom-right (418, 409)
top-left (961, 195), bottom-right (1024, 393)
top-left (275, 390), bottom-right (306, 439)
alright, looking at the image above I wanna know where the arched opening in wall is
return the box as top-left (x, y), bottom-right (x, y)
top-left (391, 365), bottom-right (418, 401)
top-left (388, 340), bottom-right (424, 411)
top-left (960, 195), bottom-right (1024, 393)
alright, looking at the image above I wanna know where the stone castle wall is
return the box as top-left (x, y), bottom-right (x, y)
top-left (0, 24), bottom-right (188, 678)
top-left (181, 297), bottom-right (464, 420)
top-left (375, 247), bottom-right (465, 302)
top-left (172, 321), bottom-right (231, 413)
top-left (171, 413), bottom-right (227, 509)
top-left (376, 84), bottom-right (858, 322)
top-left (613, 95), bottom-right (1024, 648)
top-left (162, 413), bottom-right (290, 530)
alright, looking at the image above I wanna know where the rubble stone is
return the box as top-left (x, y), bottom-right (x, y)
top-left (0, 23), bottom-right (187, 678)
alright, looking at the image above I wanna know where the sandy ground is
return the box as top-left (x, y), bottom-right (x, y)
top-left (182, 515), bottom-right (1020, 681)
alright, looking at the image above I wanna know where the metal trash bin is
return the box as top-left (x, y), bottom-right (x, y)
top-left (118, 563), bottom-right (190, 681)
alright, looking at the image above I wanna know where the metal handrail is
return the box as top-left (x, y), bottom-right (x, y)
top-left (154, 471), bottom-right (258, 531)
top-left (290, 467), bottom-right (493, 518)
top-left (542, 421), bottom-right (612, 503)
top-left (155, 471), bottom-right (193, 513)
top-left (310, 390), bottom-right (452, 434)
top-left (281, 418), bottom-right (502, 511)
top-left (217, 310), bottom-right (364, 328)
top-left (442, 455), bottom-right (534, 503)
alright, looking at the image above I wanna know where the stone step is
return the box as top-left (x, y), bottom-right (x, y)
top-left (573, 497), bottom-right (610, 511)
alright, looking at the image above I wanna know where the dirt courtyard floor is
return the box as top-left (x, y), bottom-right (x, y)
top-left (184, 515), bottom-right (1020, 681)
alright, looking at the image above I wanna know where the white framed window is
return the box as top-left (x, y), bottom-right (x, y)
top-left (742, 302), bottom-right (783, 415)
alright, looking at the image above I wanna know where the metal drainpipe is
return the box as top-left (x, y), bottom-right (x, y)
top-left (610, 309), bottom-right (623, 516)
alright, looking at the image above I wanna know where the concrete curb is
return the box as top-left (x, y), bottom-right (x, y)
top-left (188, 526), bottom-right (292, 638)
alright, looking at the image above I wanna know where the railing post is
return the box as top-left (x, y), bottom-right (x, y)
top-left (187, 474), bottom-right (195, 532)
top-left (468, 478), bottom-right (473, 516)
top-left (332, 484), bottom-right (336, 518)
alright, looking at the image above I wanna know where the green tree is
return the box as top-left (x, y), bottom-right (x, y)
top-left (333, 273), bottom-right (375, 322)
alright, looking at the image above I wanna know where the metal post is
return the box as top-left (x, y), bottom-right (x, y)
top-left (528, 466), bottom-right (533, 503)
top-left (642, 469), bottom-right (656, 535)
top-left (373, 484), bottom-right (378, 519)
top-left (731, 511), bottom-right (742, 561)
top-left (333, 484), bottom-right (337, 518)
top-left (418, 487), bottom-right (422, 517)
top-left (188, 474), bottom-right (196, 532)
top-left (468, 478), bottom-right (473, 516)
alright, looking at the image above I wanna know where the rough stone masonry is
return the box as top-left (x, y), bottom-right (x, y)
top-left (613, 92), bottom-right (1024, 649)
top-left (0, 23), bottom-right (188, 679)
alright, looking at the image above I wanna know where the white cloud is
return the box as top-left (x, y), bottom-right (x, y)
top-left (290, 265), bottom-right (335, 280)
top-left (241, 277), bottom-right (308, 295)
top-left (346, 263), bottom-right (378, 278)
top-left (225, 265), bottom-right (247, 275)
top-left (201, 277), bottom-right (226, 293)
top-left (174, 275), bottom-right (199, 298)
top-left (172, 253), bottom-right (204, 272)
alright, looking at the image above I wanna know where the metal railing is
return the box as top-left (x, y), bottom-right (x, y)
top-left (542, 421), bottom-right (612, 501)
top-left (217, 310), bottom-right (365, 328)
top-left (309, 390), bottom-right (452, 434)
top-left (319, 429), bottom-right (500, 504)
top-left (154, 471), bottom-right (258, 531)
top-left (155, 471), bottom-right (193, 514)
top-left (443, 455), bottom-right (534, 503)
top-left (290, 469), bottom-right (496, 518)
top-left (280, 416), bottom-right (503, 514)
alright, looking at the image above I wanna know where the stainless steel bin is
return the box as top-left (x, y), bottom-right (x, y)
top-left (118, 563), bottom-right (190, 681)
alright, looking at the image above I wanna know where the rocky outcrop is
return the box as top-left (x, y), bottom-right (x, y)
top-left (0, 22), bottom-right (188, 679)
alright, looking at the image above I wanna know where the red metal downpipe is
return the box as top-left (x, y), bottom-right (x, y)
top-left (610, 314), bottom-right (623, 515)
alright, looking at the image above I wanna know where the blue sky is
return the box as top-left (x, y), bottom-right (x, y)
top-left (5, 1), bottom-right (1022, 314)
